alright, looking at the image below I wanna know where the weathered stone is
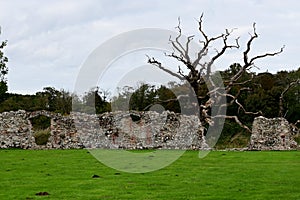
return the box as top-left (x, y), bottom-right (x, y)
top-left (0, 110), bottom-right (209, 150)
top-left (248, 116), bottom-right (298, 150)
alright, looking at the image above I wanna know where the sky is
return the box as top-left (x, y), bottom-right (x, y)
top-left (0, 0), bottom-right (299, 95)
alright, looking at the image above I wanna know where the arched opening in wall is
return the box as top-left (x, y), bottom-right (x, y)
top-left (29, 115), bottom-right (51, 145)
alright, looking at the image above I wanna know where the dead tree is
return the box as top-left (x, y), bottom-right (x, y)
top-left (148, 14), bottom-right (284, 133)
top-left (279, 78), bottom-right (300, 117)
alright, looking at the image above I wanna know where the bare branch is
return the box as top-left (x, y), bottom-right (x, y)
top-left (169, 35), bottom-right (185, 58)
top-left (279, 78), bottom-right (300, 117)
top-left (165, 52), bottom-right (196, 74)
top-left (198, 13), bottom-right (208, 42)
top-left (206, 28), bottom-right (240, 75)
top-left (147, 55), bottom-right (185, 80)
top-left (146, 16), bottom-right (284, 135)
top-left (192, 13), bottom-right (225, 68)
top-left (171, 17), bottom-right (187, 58)
top-left (215, 115), bottom-right (252, 133)
top-left (227, 21), bottom-right (285, 90)
top-left (249, 46), bottom-right (285, 64)
top-left (243, 23), bottom-right (284, 68)
top-left (185, 35), bottom-right (194, 63)
top-left (225, 87), bottom-right (251, 105)
top-left (243, 23), bottom-right (258, 67)
top-left (224, 79), bottom-right (253, 90)
top-left (235, 99), bottom-right (262, 115)
top-left (177, 65), bottom-right (185, 77)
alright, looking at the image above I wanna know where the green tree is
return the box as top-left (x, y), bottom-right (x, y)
top-left (278, 68), bottom-right (300, 122)
top-left (0, 27), bottom-right (8, 102)
top-left (80, 87), bottom-right (111, 114)
top-left (129, 83), bottom-right (157, 111)
top-left (156, 85), bottom-right (180, 112)
top-left (41, 87), bottom-right (73, 114)
top-left (111, 86), bottom-right (134, 111)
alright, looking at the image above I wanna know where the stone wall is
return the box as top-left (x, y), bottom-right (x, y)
top-left (248, 116), bottom-right (298, 150)
top-left (2, 110), bottom-right (298, 150)
top-left (74, 111), bottom-right (208, 150)
top-left (0, 110), bottom-right (208, 150)
top-left (0, 110), bottom-right (82, 149)
top-left (0, 110), bottom-right (32, 149)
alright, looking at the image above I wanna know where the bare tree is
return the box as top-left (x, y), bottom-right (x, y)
top-left (279, 78), bottom-right (300, 117)
top-left (148, 14), bottom-right (284, 133)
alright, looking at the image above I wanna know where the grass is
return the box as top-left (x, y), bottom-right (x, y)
top-left (0, 150), bottom-right (300, 199)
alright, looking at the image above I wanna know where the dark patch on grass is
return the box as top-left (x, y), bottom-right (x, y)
top-left (35, 192), bottom-right (49, 196)
top-left (92, 174), bottom-right (101, 178)
top-left (114, 172), bottom-right (121, 175)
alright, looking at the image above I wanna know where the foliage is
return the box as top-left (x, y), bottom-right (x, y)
top-left (0, 66), bottom-right (298, 147)
top-left (111, 86), bottom-right (134, 111)
top-left (109, 66), bottom-right (300, 147)
top-left (39, 87), bottom-right (73, 114)
top-left (294, 135), bottom-right (300, 145)
top-left (0, 93), bottom-right (47, 112)
top-left (0, 27), bottom-right (8, 102)
top-left (74, 87), bottom-right (111, 114)
top-left (129, 83), bottom-right (157, 111)
top-left (0, 86), bottom-right (112, 115)
top-left (29, 115), bottom-right (51, 131)
top-left (33, 129), bottom-right (51, 145)
top-left (215, 120), bottom-right (250, 149)
top-left (111, 83), bottom-right (181, 113)
top-left (0, 82), bottom-right (7, 102)
top-left (281, 68), bottom-right (300, 123)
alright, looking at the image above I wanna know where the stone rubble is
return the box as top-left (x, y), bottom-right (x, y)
top-left (248, 116), bottom-right (298, 150)
top-left (0, 110), bottom-right (298, 150)
top-left (0, 110), bottom-right (208, 150)
top-left (72, 110), bottom-right (208, 150)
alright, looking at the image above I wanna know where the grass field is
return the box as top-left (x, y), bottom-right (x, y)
top-left (0, 150), bottom-right (300, 200)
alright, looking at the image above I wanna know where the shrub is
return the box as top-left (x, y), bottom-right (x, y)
top-left (33, 129), bottom-right (51, 145)
top-left (294, 135), bottom-right (300, 145)
top-left (30, 115), bottom-right (51, 131)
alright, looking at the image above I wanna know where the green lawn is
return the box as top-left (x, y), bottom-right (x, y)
top-left (0, 150), bottom-right (300, 200)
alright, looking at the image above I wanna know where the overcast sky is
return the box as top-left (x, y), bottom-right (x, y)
top-left (0, 0), bottom-right (299, 94)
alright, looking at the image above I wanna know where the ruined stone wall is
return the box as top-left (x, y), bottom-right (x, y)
top-left (0, 110), bottom-right (82, 149)
top-left (0, 110), bottom-right (208, 150)
top-left (74, 111), bottom-right (208, 150)
top-left (0, 110), bottom-right (32, 149)
top-left (2, 111), bottom-right (299, 150)
top-left (248, 116), bottom-right (298, 150)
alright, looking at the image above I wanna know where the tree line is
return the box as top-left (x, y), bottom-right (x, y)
top-left (0, 66), bottom-right (299, 123)
top-left (1, 16), bottom-right (299, 148)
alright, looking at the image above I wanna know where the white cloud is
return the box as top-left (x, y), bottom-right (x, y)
top-left (0, 0), bottom-right (299, 94)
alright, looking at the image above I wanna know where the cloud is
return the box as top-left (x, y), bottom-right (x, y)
top-left (0, 0), bottom-right (299, 94)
